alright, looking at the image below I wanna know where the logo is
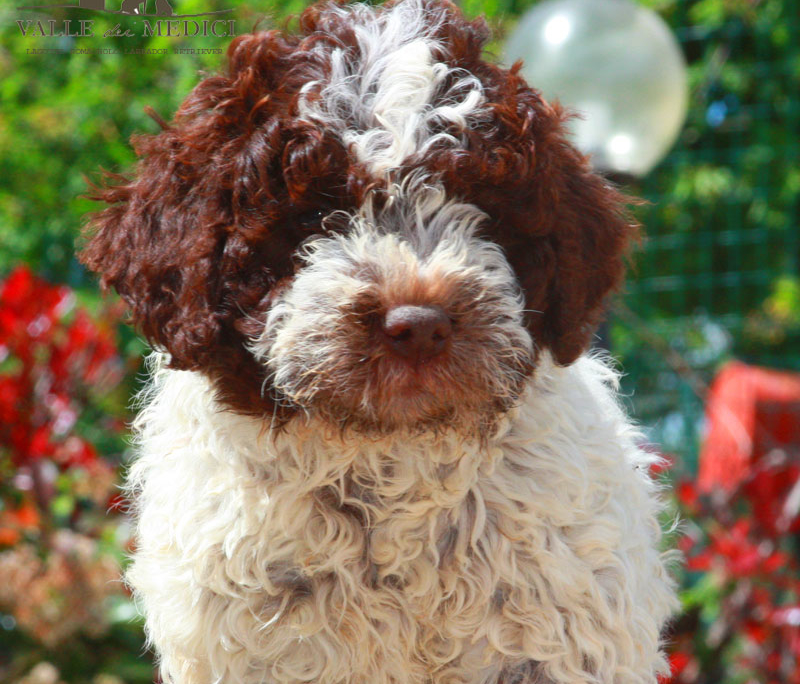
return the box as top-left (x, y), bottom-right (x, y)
top-left (15, 0), bottom-right (236, 41)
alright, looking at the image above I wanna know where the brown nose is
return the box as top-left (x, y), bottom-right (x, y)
top-left (382, 305), bottom-right (452, 362)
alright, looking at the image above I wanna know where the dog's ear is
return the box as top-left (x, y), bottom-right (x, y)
top-left (80, 126), bottom-right (259, 372)
top-left (405, 52), bottom-right (638, 367)
top-left (480, 92), bottom-right (638, 367)
top-left (79, 31), bottom-right (306, 374)
top-left (520, 119), bottom-right (638, 366)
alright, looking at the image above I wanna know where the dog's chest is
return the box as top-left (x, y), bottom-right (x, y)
top-left (238, 439), bottom-right (519, 681)
top-left (130, 365), bottom-right (673, 684)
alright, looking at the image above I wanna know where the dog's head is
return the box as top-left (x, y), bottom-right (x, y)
top-left (81, 0), bottom-right (635, 436)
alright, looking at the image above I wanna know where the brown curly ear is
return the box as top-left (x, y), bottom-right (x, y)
top-left (82, 160), bottom-right (216, 372)
top-left (526, 142), bottom-right (638, 366)
top-left (413, 61), bottom-right (639, 366)
top-left (78, 29), bottom-right (333, 416)
top-left (79, 111), bottom-right (272, 375)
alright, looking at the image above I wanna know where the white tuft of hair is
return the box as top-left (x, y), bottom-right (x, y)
top-left (298, 0), bottom-right (488, 175)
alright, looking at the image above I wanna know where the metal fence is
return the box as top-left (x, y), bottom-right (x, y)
top-left (616, 0), bottom-right (800, 472)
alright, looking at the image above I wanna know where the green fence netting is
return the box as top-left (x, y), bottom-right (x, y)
top-left (612, 0), bottom-right (800, 473)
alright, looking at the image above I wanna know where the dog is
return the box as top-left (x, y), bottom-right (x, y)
top-left (80, 1), bottom-right (677, 682)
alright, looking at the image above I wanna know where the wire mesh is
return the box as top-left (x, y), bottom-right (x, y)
top-left (616, 0), bottom-right (800, 473)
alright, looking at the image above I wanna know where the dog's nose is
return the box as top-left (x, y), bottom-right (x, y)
top-left (382, 305), bottom-right (452, 362)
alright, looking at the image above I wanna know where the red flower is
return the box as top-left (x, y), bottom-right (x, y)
top-left (54, 436), bottom-right (98, 468)
top-left (29, 425), bottom-right (55, 461)
top-left (0, 375), bottom-right (22, 423)
top-left (744, 619), bottom-right (769, 645)
top-left (659, 650), bottom-right (693, 682)
top-left (685, 550), bottom-right (712, 572)
top-left (0, 266), bottom-right (73, 362)
top-left (677, 480), bottom-right (699, 512)
top-left (0, 266), bottom-right (123, 469)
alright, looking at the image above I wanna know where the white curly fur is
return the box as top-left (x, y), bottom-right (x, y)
top-left (128, 353), bottom-right (675, 684)
top-left (297, 0), bottom-right (488, 174)
top-left (123, 2), bottom-right (677, 682)
top-left (253, 180), bottom-right (532, 435)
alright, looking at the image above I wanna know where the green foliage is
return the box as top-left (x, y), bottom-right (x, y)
top-left (627, 0), bottom-right (799, 330)
top-left (0, 0), bottom-right (298, 288)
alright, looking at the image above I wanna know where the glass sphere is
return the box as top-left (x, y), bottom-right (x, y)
top-left (505, 0), bottom-right (688, 176)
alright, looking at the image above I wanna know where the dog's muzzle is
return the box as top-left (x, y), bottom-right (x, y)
top-left (252, 198), bottom-right (535, 435)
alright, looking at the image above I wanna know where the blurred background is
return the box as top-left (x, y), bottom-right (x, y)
top-left (0, 0), bottom-right (798, 681)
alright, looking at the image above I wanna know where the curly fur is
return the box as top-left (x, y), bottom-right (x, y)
top-left (127, 353), bottom-right (674, 684)
top-left (79, 0), bottom-right (677, 682)
top-left (254, 179), bottom-right (533, 436)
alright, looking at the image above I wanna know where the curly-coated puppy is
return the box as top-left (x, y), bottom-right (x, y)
top-left (81, 1), bottom-right (677, 682)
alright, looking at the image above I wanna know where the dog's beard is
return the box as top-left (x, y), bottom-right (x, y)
top-left (251, 190), bottom-right (535, 438)
top-left (266, 335), bottom-right (531, 437)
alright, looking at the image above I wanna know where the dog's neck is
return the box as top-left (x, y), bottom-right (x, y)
top-left (137, 352), bottom-right (520, 507)
top-left (266, 414), bottom-right (515, 516)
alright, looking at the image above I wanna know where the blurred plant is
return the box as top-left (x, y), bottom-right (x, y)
top-left (743, 275), bottom-right (800, 351)
top-left (12, 661), bottom-right (125, 684)
top-left (0, 0), bottom-right (300, 288)
top-left (662, 453), bottom-right (800, 684)
top-left (0, 266), bottom-right (121, 469)
top-left (0, 266), bottom-right (150, 683)
top-left (614, 0), bottom-right (800, 471)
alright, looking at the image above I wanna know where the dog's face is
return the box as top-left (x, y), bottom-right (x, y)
top-left (81, 0), bottom-right (635, 436)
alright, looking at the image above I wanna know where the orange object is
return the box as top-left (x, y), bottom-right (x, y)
top-left (698, 361), bottom-right (800, 534)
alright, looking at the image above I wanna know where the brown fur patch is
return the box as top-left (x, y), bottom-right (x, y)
top-left (80, 0), bottom-right (635, 420)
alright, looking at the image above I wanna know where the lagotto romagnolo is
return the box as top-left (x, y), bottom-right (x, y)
top-left (80, 1), bottom-right (678, 682)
